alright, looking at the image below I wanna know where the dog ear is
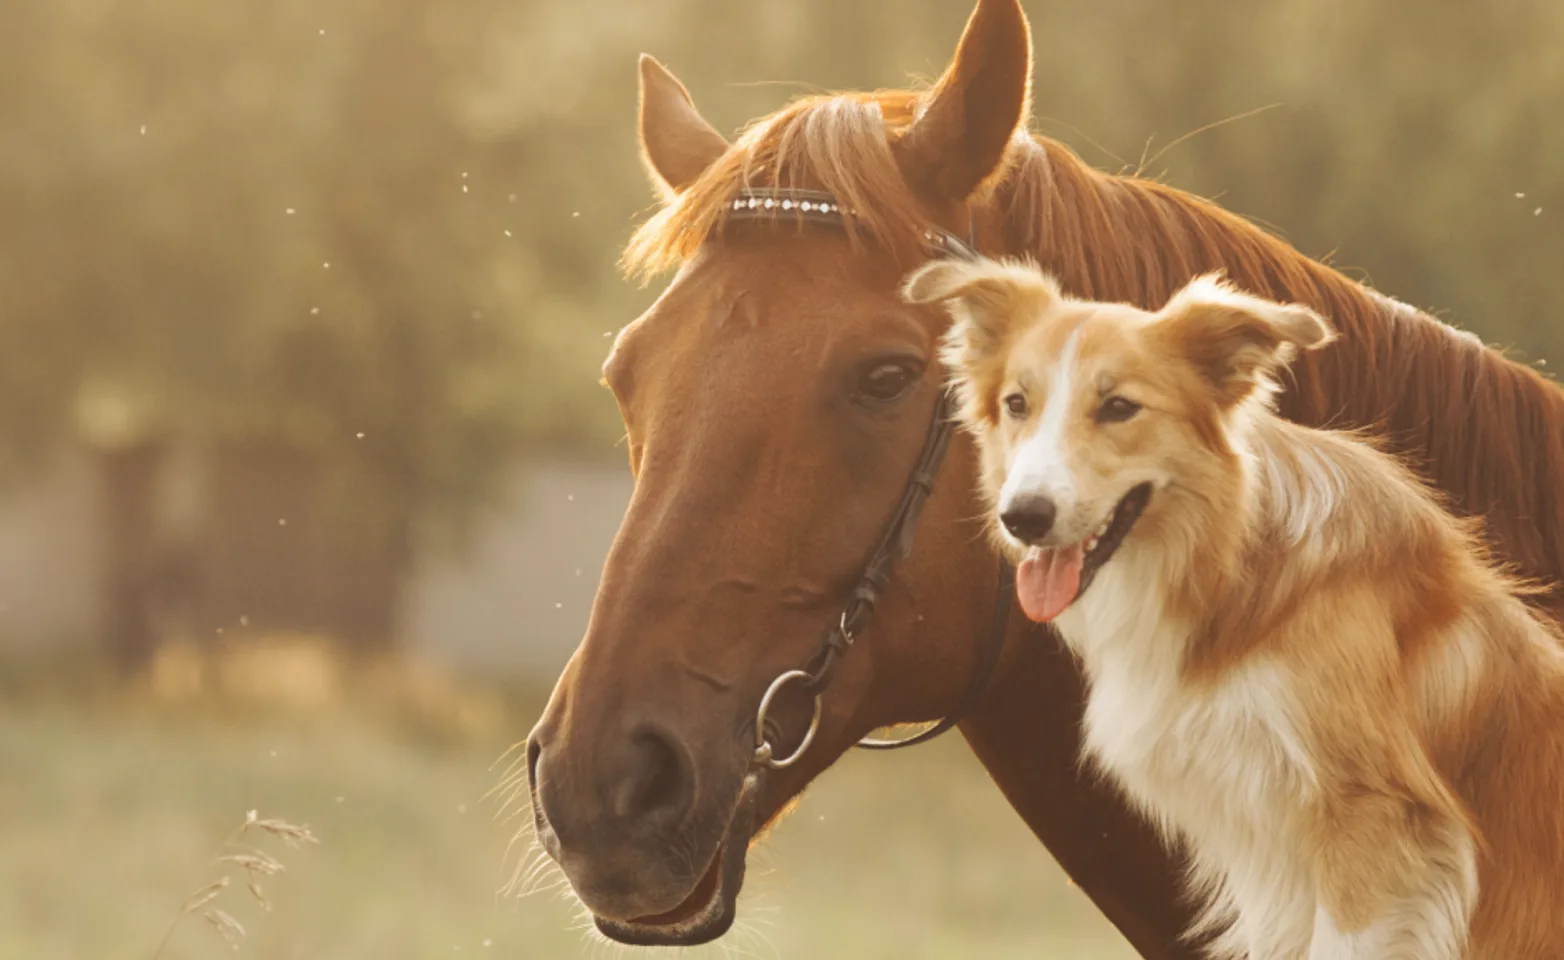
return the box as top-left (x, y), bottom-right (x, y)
top-left (1158, 273), bottom-right (1336, 408)
top-left (902, 256), bottom-right (1060, 424)
top-left (903, 256), bottom-right (1059, 363)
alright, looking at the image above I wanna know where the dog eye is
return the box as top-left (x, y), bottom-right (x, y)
top-left (1003, 393), bottom-right (1028, 418)
top-left (1096, 396), bottom-right (1141, 423)
top-left (856, 362), bottom-right (919, 403)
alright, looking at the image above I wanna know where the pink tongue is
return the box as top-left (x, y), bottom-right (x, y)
top-left (1016, 543), bottom-right (1086, 622)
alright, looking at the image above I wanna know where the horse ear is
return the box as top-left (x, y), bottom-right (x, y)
top-left (1157, 274), bottom-right (1337, 408)
top-left (638, 54), bottom-right (729, 198)
top-left (895, 0), bottom-right (1033, 204)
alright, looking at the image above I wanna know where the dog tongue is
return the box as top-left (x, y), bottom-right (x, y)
top-left (1016, 543), bottom-right (1085, 622)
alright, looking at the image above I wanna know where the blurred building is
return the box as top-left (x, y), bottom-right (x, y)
top-left (0, 444), bottom-right (628, 680)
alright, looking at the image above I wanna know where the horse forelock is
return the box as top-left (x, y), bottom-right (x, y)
top-left (621, 90), bottom-right (936, 281)
top-left (621, 85), bottom-right (1564, 605)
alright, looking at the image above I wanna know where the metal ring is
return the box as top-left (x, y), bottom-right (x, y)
top-left (752, 669), bottom-right (823, 770)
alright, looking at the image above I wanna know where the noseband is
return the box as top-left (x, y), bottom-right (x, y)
top-left (722, 188), bottom-right (1015, 771)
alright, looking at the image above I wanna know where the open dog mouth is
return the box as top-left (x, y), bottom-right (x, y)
top-left (591, 771), bottom-right (764, 947)
top-left (1014, 482), bottom-right (1152, 623)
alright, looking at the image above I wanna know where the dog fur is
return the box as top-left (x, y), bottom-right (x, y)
top-left (904, 257), bottom-right (1564, 960)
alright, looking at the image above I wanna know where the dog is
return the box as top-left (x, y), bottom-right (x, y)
top-left (903, 257), bottom-right (1564, 960)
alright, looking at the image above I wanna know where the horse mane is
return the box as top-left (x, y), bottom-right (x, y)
top-left (623, 90), bottom-right (1564, 608)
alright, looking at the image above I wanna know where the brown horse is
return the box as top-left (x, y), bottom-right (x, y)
top-left (521, 0), bottom-right (1564, 956)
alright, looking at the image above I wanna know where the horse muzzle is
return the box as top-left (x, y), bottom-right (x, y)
top-left (525, 717), bottom-right (759, 945)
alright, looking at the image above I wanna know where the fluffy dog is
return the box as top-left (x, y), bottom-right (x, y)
top-left (904, 257), bottom-right (1564, 960)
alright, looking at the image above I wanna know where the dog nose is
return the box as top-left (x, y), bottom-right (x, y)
top-left (1001, 495), bottom-right (1057, 545)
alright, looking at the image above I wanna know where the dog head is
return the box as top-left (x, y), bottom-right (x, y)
top-left (903, 257), bottom-right (1335, 622)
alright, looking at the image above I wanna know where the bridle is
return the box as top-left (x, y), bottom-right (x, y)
top-left (722, 187), bottom-right (1016, 772)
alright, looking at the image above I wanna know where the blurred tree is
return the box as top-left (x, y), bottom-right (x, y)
top-left (0, 0), bottom-right (1558, 664)
top-left (0, 0), bottom-right (624, 661)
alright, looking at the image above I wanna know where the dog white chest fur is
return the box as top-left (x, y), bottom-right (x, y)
top-left (1059, 552), bottom-right (1322, 959)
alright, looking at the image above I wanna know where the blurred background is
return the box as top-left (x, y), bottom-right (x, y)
top-left (0, 0), bottom-right (1558, 957)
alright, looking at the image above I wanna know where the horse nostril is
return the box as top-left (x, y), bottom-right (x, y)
top-left (1001, 495), bottom-right (1057, 545)
top-left (526, 736), bottom-right (542, 793)
top-left (611, 723), bottom-right (696, 826)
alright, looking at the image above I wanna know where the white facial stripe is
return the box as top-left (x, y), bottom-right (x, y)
top-left (999, 326), bottom-right (1082, 513)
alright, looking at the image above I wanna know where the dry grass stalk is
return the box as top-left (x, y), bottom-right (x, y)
top-left (203, 908), bottom-right (246, 947)
top-left (150, 809), bottom-right (320, 958)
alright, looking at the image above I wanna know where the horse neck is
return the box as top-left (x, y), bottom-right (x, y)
top-left (985, 137), bottom-right (1564, 610)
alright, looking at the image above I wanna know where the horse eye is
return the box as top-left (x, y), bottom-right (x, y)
top-left (857, 362), bottom-right (918, 403)
top-left (1096, 395), bottom-right (1142, 424)
top-left (1003, 393), bottom-right (1028, 418)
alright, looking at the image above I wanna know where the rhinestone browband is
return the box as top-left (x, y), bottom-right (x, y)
top-left (726, 188), bottom-right (854, 223)
top-left (722, 187), bottom-right (977, 261)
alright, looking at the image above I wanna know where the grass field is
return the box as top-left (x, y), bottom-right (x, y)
top-left (0, 662), bottom-right (1139, 960)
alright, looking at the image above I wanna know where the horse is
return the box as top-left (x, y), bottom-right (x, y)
top-left (520, 0), bottom-right (1564, 955)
